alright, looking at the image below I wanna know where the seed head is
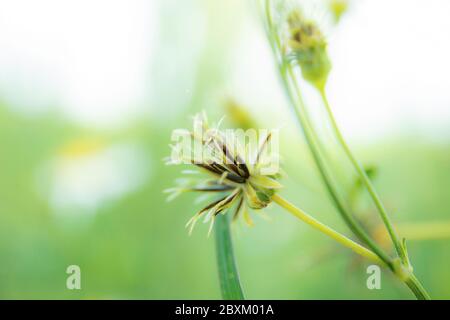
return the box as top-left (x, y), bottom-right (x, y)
top-left (165, 113), bottom-right (282, 235)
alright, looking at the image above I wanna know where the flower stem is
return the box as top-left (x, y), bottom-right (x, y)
top-left (262, 0), bottom-right (431, 300)
top-left (284, 67), bottom-right (392, 265)
top-left (272, 194), bottom-right (385, 266)
top-left (318, 89), bottom-right (406, 261)
top-left (318, 90), bottom-right (430, 300)
top-left (215, 213), bottom-right (245, 300)
top-left (263, 0), bottom-right (392, 267)
top-left (405, 273), bottom-right (431, 300)
top-left (273, 194), bottom-right (430, 300)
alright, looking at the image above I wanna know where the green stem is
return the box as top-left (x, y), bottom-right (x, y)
top-left (274, 194), bottom-right (431, 300)
top-left (318, 89), bottom-right (405, 261)
top-left (273, 194), bottom-right (385, 266)
top-left (405, 274), bottom-right (431, 300)
top-left (263, 0), bottom-right (392, 268)
top-left (215, 213), bottom-right (245, 300)
top-left (318, 92), bottom-right (431, 300)
top-left (285, 67), bottom-right (392, 266)
top-left (262, 0), bottom-right (430, 300)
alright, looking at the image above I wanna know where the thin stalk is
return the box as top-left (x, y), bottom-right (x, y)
top-left (284, 67), bottom-right (392, 266)
top-left (215, 213), bottom-right (245, 300)
top-left (262, 0), bottom-right (430, 300)
top-left (272, 194), bottom-right (385, 266)
top-left (274, 194), bottom-right (431, 300)
top-left (284, 54), bottom-right (431, 303)
top-left (319, 89), bottom-right (405, 261)
top-left (318, 89), bottom-right (430, 300)
top-left (405, 274), bottom-right (431, 300)
top-left (263, 0), bottom-right (392, 268)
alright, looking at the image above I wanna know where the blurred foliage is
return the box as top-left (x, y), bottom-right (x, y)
top-left (0, 0), bottom-right (449, 300)
top-left (0, 102), bottom-right (449, 299)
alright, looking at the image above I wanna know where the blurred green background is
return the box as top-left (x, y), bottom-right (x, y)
top-left (0, 0), bottom-right (449, 299)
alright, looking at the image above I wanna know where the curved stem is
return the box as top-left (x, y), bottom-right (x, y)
top-left (273, 194), bottom-right (385, 266)
top-left (274, 195), bottom-right (431, 299)
top-left (285, 68), bottom-right (392, 266)
top-left (318, 89), bottom-right (405, 261)
top-left (262, 0), bottom-right (430, 300)
top-left (263, 0), bottom-right (392, 267)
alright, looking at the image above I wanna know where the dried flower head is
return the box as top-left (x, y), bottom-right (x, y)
top-left (165, 113), bottom-right (282, 235)
top-left (285, 8), bottom-right (331, 90)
